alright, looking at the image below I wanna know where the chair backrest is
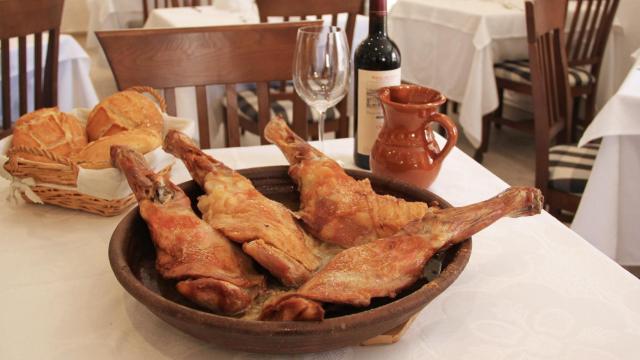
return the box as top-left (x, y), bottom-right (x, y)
top-left (142, 0), bottom-right (213, 22)
top-left (0, 0), bottom-right (64, 138)
top-left (526, 0), bottom-right (572, 193)
top-left (97, 21), bottom-right (321, 148)
top-left (566, 0), bottom-right (619, 74)
top-left (256, 0), bottom-right (364, 51)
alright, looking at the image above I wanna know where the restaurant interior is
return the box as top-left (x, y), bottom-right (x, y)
top-left (1, 0), bottom-right (639, 358)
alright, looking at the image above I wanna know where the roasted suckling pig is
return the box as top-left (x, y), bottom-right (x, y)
top-left (261, 186), bottom-right (543, 321)
top-left (111, 145), bottom-right (264, 315)
top-left (163, 130), bottom-right (320, 287)
top-left (264, 117), bottom-right (428, 248)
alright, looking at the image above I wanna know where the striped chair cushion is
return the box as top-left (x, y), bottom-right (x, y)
top-left (224, 87), bottom-right (340, 125)
top-left (494, 60), bottom-right (595, 87)
top-left (548, 143), bottom-right (599, 195)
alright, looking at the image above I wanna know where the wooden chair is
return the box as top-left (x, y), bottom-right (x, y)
top-left (1, 0), bottom-right (64, 139)
top-left (97, 21), bottom-right (322, 148)
top-left (142, 0), bottom-right (213, 22)
top-left (525, 0), bottom-right (599, 216)
top-left (475, 0), bottom-right (619, 162)
top-left (253, 0), bottom-right (365, 139)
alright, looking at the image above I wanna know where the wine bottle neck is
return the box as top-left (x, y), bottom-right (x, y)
top-left (369, 0), bottom-right (388, 36)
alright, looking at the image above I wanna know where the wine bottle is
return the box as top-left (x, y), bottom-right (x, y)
top-left (353, 0), bottom-right (401, 169)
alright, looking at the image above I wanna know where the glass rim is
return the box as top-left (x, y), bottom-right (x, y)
top-left (297, 25), bottom-right (344, 34)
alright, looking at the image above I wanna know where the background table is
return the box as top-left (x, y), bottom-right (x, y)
top-left (143, 6), bottom-right (368, 147)
top-left (389, 0), bottom-right (618, 147)
top-left (1, 137), bottom-right (639, 359)
top-left (0, 34), bottom-right (99, 122)
top-left (86, 0), bottom-right (144, 49)
top-left (572, 50), bottom-right (640, 266)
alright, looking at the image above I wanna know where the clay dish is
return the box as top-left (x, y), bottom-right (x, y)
top-left (109, 166), bottom-right (472, 354)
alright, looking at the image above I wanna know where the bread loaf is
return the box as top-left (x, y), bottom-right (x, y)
top-left (11, 108), bottom-right (88, 163)
top-left (86, 91), bottom-right (164, 141)
top-left (72, 128), bottom-right (163, 170)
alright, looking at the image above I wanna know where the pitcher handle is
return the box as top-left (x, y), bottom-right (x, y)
top-left (428, 113), bottom-right (458, 161)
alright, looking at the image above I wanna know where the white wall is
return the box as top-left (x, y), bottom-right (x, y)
top-left (611, 0), bottom-right (640, 87)
top-left (61, 0), bottom-right (89, 34)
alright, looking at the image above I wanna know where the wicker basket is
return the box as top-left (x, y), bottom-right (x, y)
top-left (3, 86), bottom-right (169, 217)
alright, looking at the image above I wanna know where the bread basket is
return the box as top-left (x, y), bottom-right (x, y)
top-left (1, 86), bottom-right (182, 216)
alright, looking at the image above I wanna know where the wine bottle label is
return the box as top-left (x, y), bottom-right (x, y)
top-left (357, 68), bottom-right (401, 155)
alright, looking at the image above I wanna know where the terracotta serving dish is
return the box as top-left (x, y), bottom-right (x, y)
top-left (109, 166), bottom-right (472, 354)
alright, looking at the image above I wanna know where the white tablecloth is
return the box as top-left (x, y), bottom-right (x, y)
top-left (143, 6), bottom-right (368, 147)
top-left (1, 138), bottom-right (639, 359)
top-left (572, 50), bottom-right (640, 266)
top-left (85, 0), bottom-right (257, 48)
top-left (0, 34), bottom-right (99, 122)
top-left (389, 0), bottom-right (618, 147)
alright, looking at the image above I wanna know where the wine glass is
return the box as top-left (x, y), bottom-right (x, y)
top-left (293, 26), bottom-right (351, 149)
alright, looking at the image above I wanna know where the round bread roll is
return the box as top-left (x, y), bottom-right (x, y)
top-left (86, 90), bottom-right (164, 141)
top-left (71, 128), bottom-right (162, 169)
top-left (11, 107), bottom-right (88, 163)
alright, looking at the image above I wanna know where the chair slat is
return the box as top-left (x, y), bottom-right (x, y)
top-left (195, 85), bottom-right (210, 148)
top-left (225, 84), bottom-right (241, 147)
top-left (1, 39), bottom-right (10, 130)
top-left (566, 0), bottom-right (582, 58)
top-left (43, 29), bottom-right (59, 107)
top-left (164, 87), bottom-right (177, 116)
top-left (256, 82), bottom-right (270, 145)
top-left (143, 0), bottom-right (150, 22)
top-left (291, 92), bottom-right (308, 138)
top-left (574, 0), bottom-right (595, 62)
top-left (337, 98), bottom-right (349, 137)
top-left (18, 36), bottom-right (28, 115)
top-left (582, 0), bottom-right (604, 60)
top-left (34, 32), bottom-right (43, 108)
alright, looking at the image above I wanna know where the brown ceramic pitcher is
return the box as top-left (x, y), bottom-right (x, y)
top-left (371, 85), bottom-right (458, 188)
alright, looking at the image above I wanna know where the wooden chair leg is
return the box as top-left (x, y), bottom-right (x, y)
top-left (584, 93), bottom-right (597, 127)
top-left (474, 114), bottom-right (492, 163)
top-left (494, 87), bottom-right (504, 130)
top-left (452, 101), bottom-right (459, 114)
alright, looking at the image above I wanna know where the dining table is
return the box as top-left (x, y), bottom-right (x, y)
top-left (1, 136), bottom-right (639, 359)
top-left (142, 5), bottom-right (368, 147)
top-left (0, 34), bottom-right (99, 122)
top-left (388, 0), bottom-right (619, 148)
top-left (572, 49), bottom-right (640, 267)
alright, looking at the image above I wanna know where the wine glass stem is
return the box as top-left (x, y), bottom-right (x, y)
top-left (318, 110), bottom-right (326, 151)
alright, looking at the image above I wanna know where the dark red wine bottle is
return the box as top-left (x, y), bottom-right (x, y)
top-left (353, 0), bottom-right (401, 169)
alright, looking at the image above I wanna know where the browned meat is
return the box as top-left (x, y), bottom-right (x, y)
top-left (111, 145), bottom-right (264, 315)
top-left (163, 130), bottom-right (320, 287)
